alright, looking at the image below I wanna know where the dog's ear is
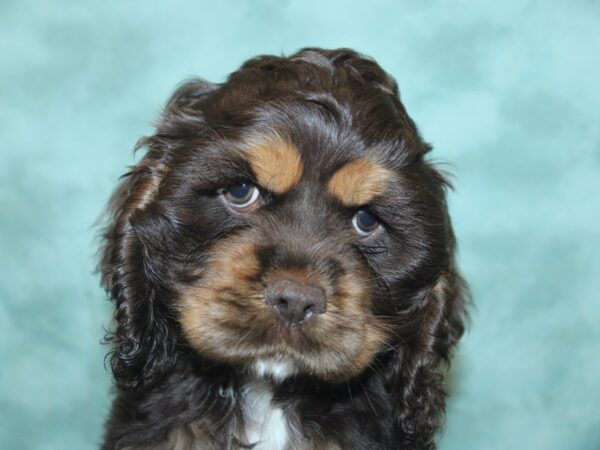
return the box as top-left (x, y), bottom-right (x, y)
top-left (385, 262), bottom-right (468, 449)
top-left (100, 80), bottom-right (218, 391)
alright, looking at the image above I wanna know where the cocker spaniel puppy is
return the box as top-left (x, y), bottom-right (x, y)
top-left (99, 48), bottom-right (468, 450)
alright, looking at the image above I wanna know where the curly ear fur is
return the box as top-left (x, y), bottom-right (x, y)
top-left (100, 80), bottom-right (218, 391)
top-left (386, 261), bottom-right (468, 449)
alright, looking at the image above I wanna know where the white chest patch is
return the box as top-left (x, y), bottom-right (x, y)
top-left (240, 380), bottom-right (288, 450)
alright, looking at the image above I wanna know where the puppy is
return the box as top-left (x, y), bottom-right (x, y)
top-left (99, 48), bottom-right (468, 450)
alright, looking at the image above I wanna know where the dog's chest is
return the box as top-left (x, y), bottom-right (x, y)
top-left (239, 380), bottom-right (289, 450)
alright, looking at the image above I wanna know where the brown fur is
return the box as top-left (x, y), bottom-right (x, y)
top-left (327, 158), bottom-right (393, 206)
top-left (246, 134), bottom-right (304, 194)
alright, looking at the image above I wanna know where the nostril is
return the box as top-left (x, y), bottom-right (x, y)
top-left (303, 304), bottom-right (314, 316)
top-left (273, 297), bottom-right (289, 312)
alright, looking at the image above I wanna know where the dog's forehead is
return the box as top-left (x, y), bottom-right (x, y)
top-left (239, 130), bottom-right (395, 206)
top-left (184, 87), bottom-right (421, 206)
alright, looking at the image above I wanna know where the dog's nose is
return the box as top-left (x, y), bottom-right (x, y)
top-left (264, 279), bottom-right (326, 327)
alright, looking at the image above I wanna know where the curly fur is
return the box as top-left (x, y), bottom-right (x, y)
top-left (99, 48), bottom-right (468, 450)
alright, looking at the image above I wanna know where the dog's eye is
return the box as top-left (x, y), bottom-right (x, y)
top-left (222, 182), bottom-right (260, 210)
top-left (352, 209), bottom-right (379, 236)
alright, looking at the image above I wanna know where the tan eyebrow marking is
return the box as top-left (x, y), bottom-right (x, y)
top-left (245, 135), bottom-right (304, 194)
top-left (327, 158), bottom-right (393, 206)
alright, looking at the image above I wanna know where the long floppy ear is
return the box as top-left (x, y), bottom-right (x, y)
top-left (100, 79), bottom-right (218, 391)
top-left (386, 261), bottom-right (468, 449)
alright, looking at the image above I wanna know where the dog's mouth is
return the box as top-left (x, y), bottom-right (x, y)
top-left (178, 283), bottom-right (391, 381)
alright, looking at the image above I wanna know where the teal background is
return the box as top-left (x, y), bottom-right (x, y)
top-left (1, 0), bottom-right (599, 449)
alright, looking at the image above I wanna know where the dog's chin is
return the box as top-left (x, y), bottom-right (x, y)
top-left (189, 333), bottom-right (383, 384)
top-left (240, 352), bottom-right (361, 384)
top-left (249, 357), bottom-right (298, 382)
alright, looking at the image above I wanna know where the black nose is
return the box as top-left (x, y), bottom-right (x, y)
top-left (264, 279), bottom-right (327, 327)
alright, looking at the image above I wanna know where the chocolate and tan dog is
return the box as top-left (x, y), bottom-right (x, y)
top-left (99, 48), bottom-right (468, 450)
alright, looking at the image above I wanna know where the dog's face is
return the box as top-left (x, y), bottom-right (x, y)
top-left (176, 131), bottom-right (399, 382)
top-left (101, 49), bottom-right (464, 391)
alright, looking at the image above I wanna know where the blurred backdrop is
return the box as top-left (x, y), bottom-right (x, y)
top-left (1, 1), bottom-right (599, 449)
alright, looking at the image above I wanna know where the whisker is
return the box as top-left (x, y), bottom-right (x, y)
top-left (356, 376), bottom-right (378, 418)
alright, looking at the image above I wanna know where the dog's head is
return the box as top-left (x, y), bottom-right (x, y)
top-left (100, 48), bottom-right (466, 392)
